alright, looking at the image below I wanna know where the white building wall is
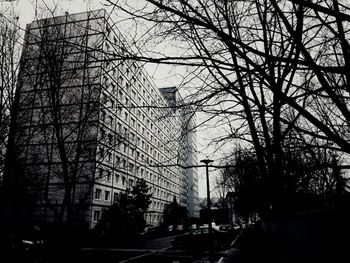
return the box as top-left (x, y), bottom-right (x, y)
top-left (14, 9), bottom-right (198, 228)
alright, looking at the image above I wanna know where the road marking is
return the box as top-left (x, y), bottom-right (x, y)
top-left (217, 230), bottom-right (243, 263)
top-left (230, 230), bottom-right (243, 247)
top-left (118, 246), bottom-right (172, 263)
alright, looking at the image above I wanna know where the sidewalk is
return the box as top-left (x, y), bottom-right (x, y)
top-left (218, 228), bottom-right (286, 263)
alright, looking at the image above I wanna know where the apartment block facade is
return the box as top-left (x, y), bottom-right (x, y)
top-left (5, 9), bottom-right (198, 228)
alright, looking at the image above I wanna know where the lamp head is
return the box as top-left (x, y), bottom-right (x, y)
top-left (200, 159), bottom-right (213, 165)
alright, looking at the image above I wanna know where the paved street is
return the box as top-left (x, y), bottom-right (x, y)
top-left (73, 233), bottom-right (227, 263)
top-left (218, 228), bottom-right (285, 263)
top-left (133, 233), bottom-right (182, 250)
top-left (2, 230), bottom-right (276, 263)
top-left (75, 234), bottom-right (177, 263)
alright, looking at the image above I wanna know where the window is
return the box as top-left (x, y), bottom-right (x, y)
top-left (93, 210), bottom-right (100, 222)
top-left (101, 111), bottom-right (106, 122)
top-left (123, 143), bottom-right (127, 153)
top-left (108, 134), bottom-right (113, 145)
top-left (106, 171), bottom-right (111, 182)
top-left (98, 168), bottom-right (103, 179)
top-left (105, 190), bottom-right (110, 201)
top-left (95, 188), bottom-right (101, 200)
top-left (114, 193), bottom-right (118, 202)
top-left (122, 176), bottom-right (126, 185)
top-left (124, 112), bottom-right (128, 121)
top-left (101, 93), bottom-right (107, 103)
top-left (108, 151), bottom-right (112, 162)
top-left (100, 128), bottom-right (106, 139)
top-left (99, 147), bottom-right (104, 159)
top-left (115, 174), bottom-right (119, 184)
top-left (110, 99), bottom-right (114, 109)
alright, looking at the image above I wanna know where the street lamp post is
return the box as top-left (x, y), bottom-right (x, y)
top-left (201, 159), bottom-right (213, 246)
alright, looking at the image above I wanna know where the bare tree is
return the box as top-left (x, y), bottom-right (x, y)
top-left (104, 0), bottom-right (350, 209)
top-left (3, 10), bottom-right (114, 225)
top-left (0, 13), bottom-right (20, 179)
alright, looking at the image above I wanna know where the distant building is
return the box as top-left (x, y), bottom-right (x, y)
top-left (4, 9), bottom-right (198, 229)
top-left (159, 87), bottom-right (199, 218)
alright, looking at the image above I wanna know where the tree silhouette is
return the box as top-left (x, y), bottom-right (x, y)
top-left (93, 178), bottom-right (152, 245)
top-left (220, 144), bottom-right (346, 219)
top-left (106, 0), bottom-right (350, 210)
top-left (163, 197), bottom-right (188, 229)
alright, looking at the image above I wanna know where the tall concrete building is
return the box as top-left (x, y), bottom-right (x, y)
top-left (159, 87), bottom-right (199, 218)
top-left (5, 9), bottom-right (198, 228)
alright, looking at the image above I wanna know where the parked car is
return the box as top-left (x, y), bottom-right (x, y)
top-left (175, 225), bottom-right (184, 231)
top-left (219, 224), bottom-right (232, 232)
top-left (171, 227), bottom-right (231, 250)
top-left (140, 224), bottom-right (158, 236)
top-left (233, 224), bottom-right (241, 230)
top-left (167, 225), bottom-right (184, 233)
top-left (4, 225), bottom-right (45, 253)
top-left (190, 224), bottom-right (197, 230)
